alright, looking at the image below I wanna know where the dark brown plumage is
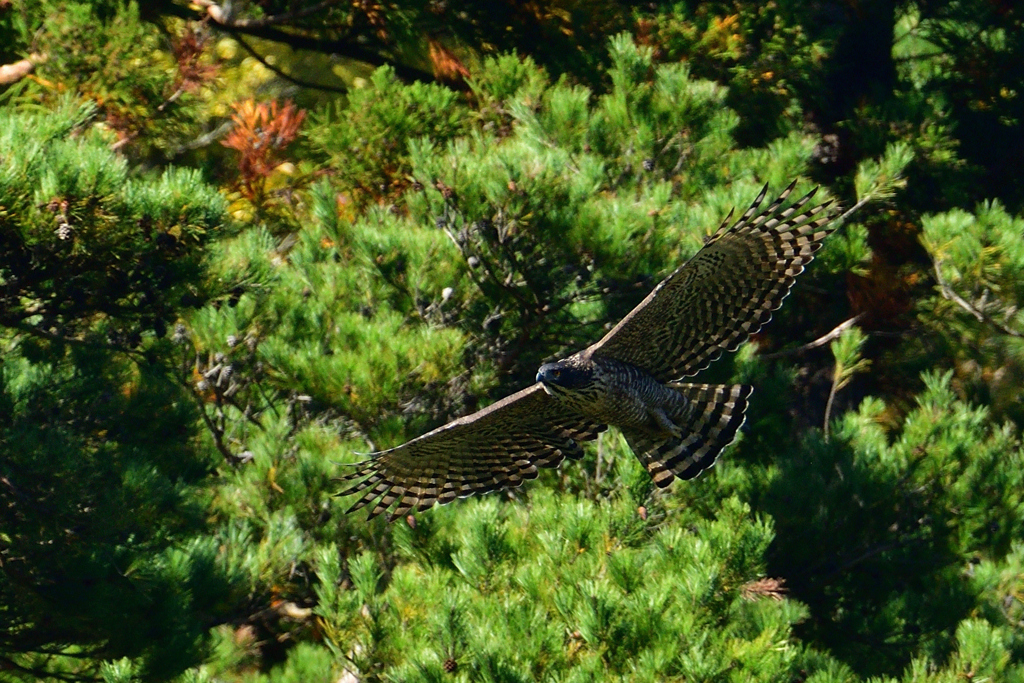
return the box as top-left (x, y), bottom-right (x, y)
top-left (338, 181), bottom-right (838, 520)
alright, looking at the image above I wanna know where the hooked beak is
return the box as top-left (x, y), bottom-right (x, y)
top-left (537, 367), bottom-right (556, 395)
top-left (536, 363), bottom-right (557, 384)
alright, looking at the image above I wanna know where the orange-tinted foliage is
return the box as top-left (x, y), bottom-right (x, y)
top-left (222, 99), bottom-right (306, 203)
top-left (171, 24), bottom-right (218, 94)
top-left (429, 38), bottom-right (470, 87)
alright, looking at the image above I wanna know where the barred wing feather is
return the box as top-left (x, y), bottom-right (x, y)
top-left (587, 181), bottom-right (837, 383)
top-left (337, 384), bottom-right (606, 521)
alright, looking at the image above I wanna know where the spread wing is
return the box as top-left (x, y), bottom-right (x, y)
top-left (336, 384), bottom-right (606, 521)
top-left (585, 181), bottom-right (838, 383)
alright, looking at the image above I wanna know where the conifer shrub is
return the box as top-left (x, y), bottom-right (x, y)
top-left (3, 3), bottom-right (1024, 681)
top-left (0, 102), bottom-right (234, 681)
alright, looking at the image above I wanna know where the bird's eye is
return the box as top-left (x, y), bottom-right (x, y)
top-left (551, 369), bottom-right (561, 378)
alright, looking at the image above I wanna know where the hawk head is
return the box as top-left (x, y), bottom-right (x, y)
top-left (536, 360), bottom-right (594, 396)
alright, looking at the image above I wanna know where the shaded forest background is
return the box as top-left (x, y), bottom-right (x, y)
top-left (2, 0), bottom-right (1024, 681)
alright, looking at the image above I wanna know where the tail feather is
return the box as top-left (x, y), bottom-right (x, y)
top-left (623, 383), bottom-right (752, 488)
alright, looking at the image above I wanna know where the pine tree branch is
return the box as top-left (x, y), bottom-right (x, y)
top-left (190, 390), bottom-right (248, 465)
top-left (0, 317), bottom-right (143, 358)
top-left (818, 535), bottom-right (929, 582)
top-left (156, 86), bottom-right (187, 112)
top-left (156, 0), bottom-right (439, 85)
top-left (167, 120), bottom-right (235, 156)
top-left (193, 0), bottom-right (345, 29)
top-left (789, 531), bottom-right (931, 585)
top-left (0, 655), bottom-right (94, 683)
top-left (0, 53), bottom-right (44, 85)
top-left (231, 32), bottom-right (349, 94)
top-left (222, 392), bottom-right (267, 429)
top-left (933, 258), bottom-right (1023, 338)
top-left (836, 194), bottom-right (872, 225)
top-left (760, 314), bottom-right (866, 359)
top-left (823, 370), bottom-right (841, 442)
top-left (440, 213), bottom-right (532, 311)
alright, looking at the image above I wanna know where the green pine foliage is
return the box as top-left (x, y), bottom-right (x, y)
top-left (635, 1), bottom-right (826, 146)
top-left (732, 371), bottom-right (1024, 675)
top-left (307, 67), bottom-right (468, 205)
top-left (899, 1), bottom-right (1024, 208)
top-left (918, 201), bottom-right (1024, 422)
top-left (8, 1), bottom-right (211, 162)
top-left (0, 100), bottom-right (222, 342)
top-left (305, 495), bottom-right (810, 682)
top-left (0, 103), bottom-right (234, 680)
top-left (2, 1), bottom-right (1024, 682)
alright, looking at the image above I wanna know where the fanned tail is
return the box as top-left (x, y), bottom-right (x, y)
top-left (623, 383), bottom-right (752, 488)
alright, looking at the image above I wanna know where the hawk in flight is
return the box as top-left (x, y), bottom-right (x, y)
top-left (340, 181), bottom-right (837, 520)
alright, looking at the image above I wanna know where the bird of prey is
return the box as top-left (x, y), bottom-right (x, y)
top-left (339, 181), bottom-right (837, 520)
